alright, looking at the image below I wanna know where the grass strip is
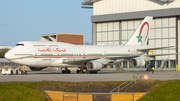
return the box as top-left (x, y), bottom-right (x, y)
top-left (0, 80), bottom-right (180, 101)
top-left (0, 81), bottom-right (122, 101)
top-left (139, 80), bottom-right (180, 101)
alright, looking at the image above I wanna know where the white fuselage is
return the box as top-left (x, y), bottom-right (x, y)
top-left (5, 41), bottom-right (148, 67)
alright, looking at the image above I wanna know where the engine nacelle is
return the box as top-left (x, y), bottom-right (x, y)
top-left (86, 61), bottom-right (103, 71)
top-left (130, 57), bottom-right (146, 68)
top-left (29, 67), bottom-right (47, 71)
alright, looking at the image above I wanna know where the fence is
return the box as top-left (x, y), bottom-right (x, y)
top-left (45, 90), bottom-right (146, 101)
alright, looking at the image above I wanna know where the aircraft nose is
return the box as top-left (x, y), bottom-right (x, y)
top-left (5, 51), bottom-right (11, 59)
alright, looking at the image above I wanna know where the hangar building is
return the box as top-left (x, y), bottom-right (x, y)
top-left (41, 33), bottom-right (84, 45)
top-left (82, 0), bottom-right (180, 71)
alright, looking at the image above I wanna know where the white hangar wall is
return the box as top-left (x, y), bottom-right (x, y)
top-left (93, 0), bottom-right (180, 15)
top-left (82, 0), bottom-right (180, 69)
top-left (95, 17), bottom-right (177, 60)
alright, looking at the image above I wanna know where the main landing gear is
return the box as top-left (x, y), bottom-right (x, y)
top-left (61, 67), bottom-right (98, 74)
top-left (86, 71), bottom-right (97, 74)
top-left (76, 67), bottom-right (98, 74)
top-left (61, 67), bottom-right (71, 74)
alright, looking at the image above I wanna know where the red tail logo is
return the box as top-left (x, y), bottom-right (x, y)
top-left (140, 22), bottom-right (149, 43)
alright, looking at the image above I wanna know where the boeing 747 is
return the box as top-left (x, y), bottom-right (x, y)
top-left (5, 16), bottom-right (177, 74)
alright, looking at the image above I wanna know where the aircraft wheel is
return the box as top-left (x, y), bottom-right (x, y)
top-left (76, 70), bottom-right (80, 74)
top-left (67, 70), bottom-right (71, 74)
top-left (86, 71), bottom-right (90, 74)
top-left (89, 71), bottom-right (93, 74)
top-left (79, 70), bottom-right (83, 74)
top-left (62, 70), bottom-right (65, 74)
top-left (89, 71), bottom-right (97, 74)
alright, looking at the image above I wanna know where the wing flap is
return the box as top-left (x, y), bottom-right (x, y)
top-left (61, 55), bottom-right (141, 64)
top-left (104, 55), bottom-right (140, 60)
top-left (62, 58), bottom-right (98, 64)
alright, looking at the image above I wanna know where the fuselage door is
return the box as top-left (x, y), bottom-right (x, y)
top-left (130, 49), bottom-right (136, 55)
top-left (103, 51), bottom-right (106, 55)
top-left (82, 50), bottom-right (87, 58)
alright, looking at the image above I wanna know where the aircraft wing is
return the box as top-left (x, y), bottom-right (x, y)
top-left (137, 46), bottom-right (174, 52)
top-left (61, 55), bottom-right (141, 64)
top-left (61, 53), bottom-right (179, 64)
top-left (62, 58), bottom-right (99, 64)
top-left (104, 55), bottom-right (140, 60)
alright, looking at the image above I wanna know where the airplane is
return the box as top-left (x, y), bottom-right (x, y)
top-left (5, 16), bottom-right (176, 74)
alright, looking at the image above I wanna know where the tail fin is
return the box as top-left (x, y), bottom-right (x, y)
top-left (125, 16), bottom-right (153, 46)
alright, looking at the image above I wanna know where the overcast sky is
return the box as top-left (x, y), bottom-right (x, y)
top-left (0, 0), bottom-right (93, 46)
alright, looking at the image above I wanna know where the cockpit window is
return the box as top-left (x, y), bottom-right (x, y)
top-left (16, 44), bottom-right (24, 46)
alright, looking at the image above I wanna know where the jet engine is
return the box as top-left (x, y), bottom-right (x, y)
top-left (130, 57), bottom-right (146, 68)
top-left (86, 61), bottom-right (103, 71)
top-left (29, 67), bottom-right (47, 71)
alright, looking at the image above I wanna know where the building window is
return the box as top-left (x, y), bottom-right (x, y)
top-left (96, 22), bottom-right (120, 45)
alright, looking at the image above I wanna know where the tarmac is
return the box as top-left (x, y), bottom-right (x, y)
top-left (0, 70), bottom-right (180, 82)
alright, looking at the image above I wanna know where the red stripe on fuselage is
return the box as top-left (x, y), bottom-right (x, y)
top-left (9, 56), bottom-right (109, 61)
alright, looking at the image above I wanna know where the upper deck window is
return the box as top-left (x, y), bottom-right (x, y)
top-left (49, 45), bottom-right (58, 47)
top-left (33, 45), bottom-right (46, 47)
top-left (16, 44), bottom-right (24, 46)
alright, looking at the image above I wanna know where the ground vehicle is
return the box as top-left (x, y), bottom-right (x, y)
top-left (2, 68), bottom-right (19, 75)
top-left (2, 68), bottom-right (27, 75)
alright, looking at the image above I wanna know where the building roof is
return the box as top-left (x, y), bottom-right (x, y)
top-left (41, 33), bottom-right (84, 45)
top-left (81, 0), bottom-right (101, 5)
top-left (41, 33), bottom-right (84, 41)
top-left (0, 58), bottom-right (10, 63)
top-left (81, 0), bottom-right (175, 5)
top-left (0, 46), bottom-right (12, 49)
top-left (42, 33), bottom-right (84, 36)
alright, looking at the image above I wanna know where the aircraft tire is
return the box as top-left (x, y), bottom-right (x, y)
top-left (89, 71), bottom-right (93, 74)
top-left (89, 71), bottom-right (97, 74)
top-left (76, 70), bottom-right (80, 74)
top-left (67, 70), bottom-right (71, 74)
top-left (79, 70), bottom-right (83, 74)
top-left (62, 70), bottom-right (65, 74)
top-left (86, 71), bottom-right (90, 74)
